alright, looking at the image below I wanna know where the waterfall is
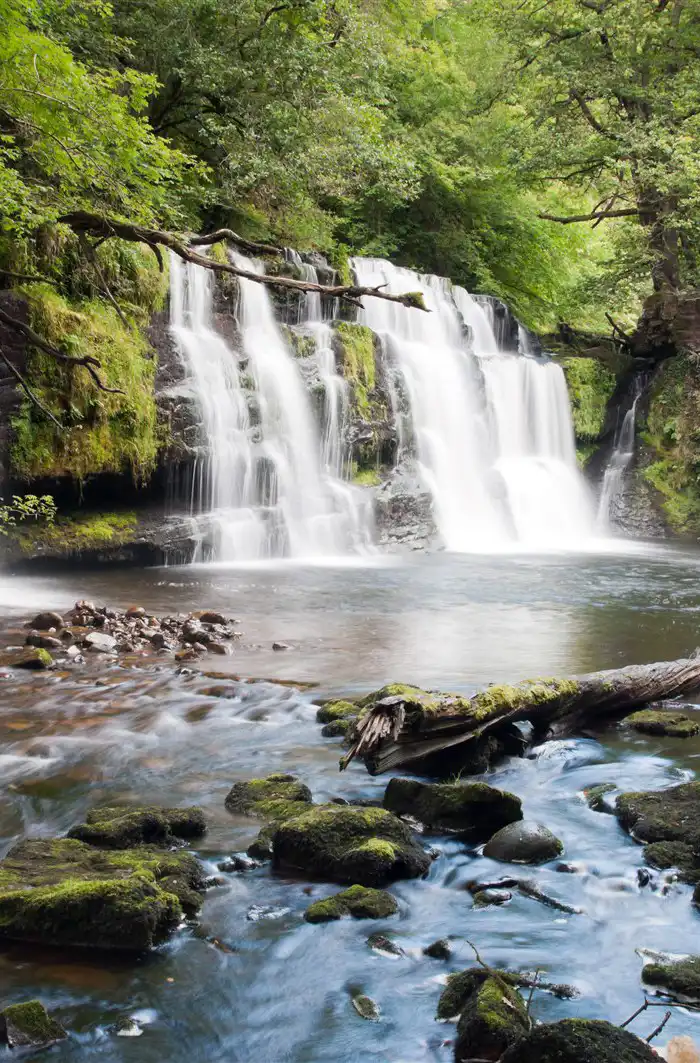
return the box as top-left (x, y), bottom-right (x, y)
top-left (596, 377), bottom-right (643, 529)
top-left (169, 252), bottom-right (373, 560)
top-left (351, 257), bottom-right (594, 550)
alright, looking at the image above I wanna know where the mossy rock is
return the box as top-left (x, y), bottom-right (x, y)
top-left (0, 837), bottom-right (204, 950)
top-left (583, 782), bottom-right (617, 813)
top-left (321, 719), bottom-right (352, 738)
top-left (225, 774), bottom-right (313, 821)
top-left (616, 782), bottom-right (700, 880)
top-left (272, 803), bottom-right (430, 887)
top-left (383, 778), bottom-right (522, 840)
top-left (456, 975), bottom-right (529, 1062)
top-left (316, 700), bottom-right (358, 724)
top-left (68, 805), bottom-right (206, 849)
top-left (500, 1018), bottom-right (658, 1062)
top-left (437, 968), bottom-right (524, 1020)
top-left (642, 956), bottom-right (700, 999)
top-left (0, 647), bottom-right (54, 670)
top-left (0, 1001), bottom-right (67, 1049)
top-left (304, 884), bottom-right (398, 923)
top-left (625, 709), bottom-right (699, 737)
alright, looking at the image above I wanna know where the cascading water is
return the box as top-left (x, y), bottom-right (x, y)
top-left (351, 257), bottom-right (594, 550)
top-left (169, 252), bottom-right (373, 560)
top-left (596, 376), bottom-right (643, 530)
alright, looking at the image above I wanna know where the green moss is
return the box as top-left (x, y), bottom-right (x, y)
top-left (334, 322), bottom-right (376, 415)
top-left (560, 356), bottom-right (616, 442)
top-left (272, 803), bottom-right (430, 886)
top-left (642, 352), bottom-right (700, 534)
top-left (352, 467), bottom-right (381, 487)
top-left (281, 326), bottom-right (317, 359)
top-left (0, 837), bottom-right (204, 950)
top-left (11, 287), bottom-right (160, 483)
top-left (1, 1001), bottom-right (67, 1047)
top-left (625, 709), bottom-right (699, 737)
top-left (304, 884), bottom-right (398, 923)
top-left (469, 678), bottom-right (580, 722)
top-left (383, 778), bottom-right (522, 839)
top-left (67, 805), bottom-right (206, 848)
top-left (10, 511), bottom-right (138, 556)
top-left (500, 1018), bottom-right (658, 1062)
top-left (224, 774), bottom-right (313, 820)
top-left (316, 700), bottom-right (358, 724)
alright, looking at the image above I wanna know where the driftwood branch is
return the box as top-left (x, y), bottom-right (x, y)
top-left (59, 211), bottom-right (429, 311)
top-left (344, 653), bottom-right (700, 775)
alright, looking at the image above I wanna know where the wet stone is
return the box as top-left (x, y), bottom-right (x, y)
top-left (367, 932), bottom-right (405, 957)
top-left (616, 781), bottom-right (700, 882)
top-left (272, 641), bottom-right (290, 651)
top-left (456, 975), bottom-right (529, 1062)
top-left (351, 995), bottom-right (380, 1021)
top-left (304, 885), bottom-right (398, 923)
top-left (192, 610), bottom-right (227, 625)
top-left (423, 938), bottom-right (451, 960)
top-left (625, 708), bottom-right (700, 737)
top-left (67, 805), bottom-right (206, 848)
top-left (218, 854), bottom-right (259, 873)
top-left (383, 778), bottom-right (522, 839)
top-left (83, 631), bottom-right (117, 653)
top-left (224, 774), bottom-right (313, 821)
top-left (642, 956), bottom-right (700, 999)
top-left (483, 821), bottom-right (564, 865)
top-left (473, 888), bottom-right (512, 907)
top-left (500, 1018), bottom-right (659, 1063)
top-left (583, 782), bottom-right (617, 812)
top-left (25, 631), bottom-right (63, 650)
top-left (28, 611), bottom-right (63, 632)
top-left (0, 1001), bottom-right (67, 1049)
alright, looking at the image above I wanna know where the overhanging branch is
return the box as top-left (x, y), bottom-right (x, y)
top-left (539, 207), bottom-right (640, 223)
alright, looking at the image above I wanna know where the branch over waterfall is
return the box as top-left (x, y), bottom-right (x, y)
top-left (341, 655), bottom-right (700, 774)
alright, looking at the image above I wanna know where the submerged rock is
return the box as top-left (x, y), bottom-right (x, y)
top-left (456, 976), bottom-right (529, 1062)
top-left (625, 709), bottom-right (699, 737)
top-left (224, 774), bottom-right (313, 821)
top-left (0, 837), bottom-right (204, 950)
top-left (500, 1018), bottom-right (658, 1062)
top-left (616, 782), bottom-right (700, 881)
top-left (483, 821), bottom-right (563, 865)
top-left (321, 719), bottom-right (352, 738)
top-left (473, 888), bottom-right (513, 907)
top-left (642, 956), bottom-right (700, 999)
top-left (272, 803), bottom-right (430, 886)
top-left (583, 782), bottom-right (617, 812)
top-left (68, 805), bottom-right (206, 848)
top-left (304, 884), bottom-right (398, 923)
top-left (367, 931), bottom-right (405, 957)
top-left (423, 938), bottom-right (451, 960)
top-left (383, 778), bottom-right (522, 839)
top-left (0, 1001), bottom-right (67, 1049)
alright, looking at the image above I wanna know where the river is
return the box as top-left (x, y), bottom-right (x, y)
top-left (2, 544), bottom-right (700, 1060)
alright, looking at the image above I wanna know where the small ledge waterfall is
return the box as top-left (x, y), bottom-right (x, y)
top-left (352, 258), bottom-right (594, 550)
top-left (596, 375), bottom-right (644, 530)
top-left (169, 253), bottom-right (373, 561)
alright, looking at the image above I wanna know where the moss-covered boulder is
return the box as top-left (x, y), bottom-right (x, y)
top-left (483, 822), bottom-right (563, 864)
top-left (583, 782), bottom-right (617, 812)
top-left (225, 774), bottom-right (313, 821)
top-left (625, 709), bottom-right (699, 737)
top-left (0, 1001), bottom-right (67, 1049)
top-left (616, 781), bottom-right (700, 881)
top-left (68, 805), bottom-right (206, 848)
top-left (383, 778), bottom-right (522, 839)
top-left (321, 719), bottom-right (352, 738)
top-left (272, 804), bottom-right (430, 886)
top-left (316, 700), bottom-right (358, 724)
top-left (0, 837), bottom-right (204, 951)
top-left (500, 1018), bottom-right (658, 1062)
top-left (642, 956), bottom-right (700, 999)
top-left (455, 976), bottom-right (529, 1062)
top-left (304, 884), bottom-right (398, 923)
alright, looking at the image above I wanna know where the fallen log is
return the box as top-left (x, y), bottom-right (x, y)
top-left (341, 655), bottom-right (700, 775)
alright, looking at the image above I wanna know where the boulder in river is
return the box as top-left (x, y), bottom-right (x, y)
top-left (616, 781), bottom-right (700, 881)
top-left (455, 975), bottom-right (529, 1062)
top-left (3, 646), bottom-right (54, 670)
top-left (304, 884), bottom-right (398, 923)
top-left (625, 708), bottom-right (699, 737)
top-left (382, 777), bottom-right (522, 839)
top-left (272, 803), bottom-right (430, 886)
top-left (0, 1001), bottom-right (67, 1049)
top-left (316, 700), bottom-right (358, 724)
top-left (499, 1018), bottom-right (658, 1062)
top-left (28, 611), bottom-right (63, 631)
top-left (483, 821), bottom-right (563, 864)
top-left (0, 837), bottom-right (205, 950)
top-left (642, 956), bottom-right (700, 999)
top-left (83, 631), bottom-right (117, 653)
top-left (225, 774), bottom-right (313, 820)
top-left (68, 805), bottom-right (206, 848)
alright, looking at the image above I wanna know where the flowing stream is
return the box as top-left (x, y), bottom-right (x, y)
top-left (352, 259), bottom-right (594, 551)
top-left (2, 548), bottom-right (700, 1061)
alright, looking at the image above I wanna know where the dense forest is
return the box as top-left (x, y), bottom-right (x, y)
top-left (1, 0), bottom-right (700, 535)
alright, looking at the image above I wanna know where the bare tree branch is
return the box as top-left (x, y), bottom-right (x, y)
top-left (539, 207), bottom-right (640, 223)
top-left (0, 343), bottom-right (63, 427)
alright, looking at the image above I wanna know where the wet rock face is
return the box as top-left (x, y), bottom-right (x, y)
top-left (224, 774), bottom-right (313, 821)
top-left (642, 956), bottom-right (700, 999)
top-left (272, 804), bottom-right (431, 887)
top-left (67, 805), bottom-right (206, 849)
top-left (0, 1001), bottom-right (67, 1049)
top-left (499, 1019), bottom-right (658, 1062)
top-left (483, 821), bottom-right (563, 865)
top-left (616, 781), bottom-right (700, 881)
top-left (304, 885), bottom-right (398, 923)
top-left (0, 836), bottom-right (205, 951)
top-left (383, 778), bottom-right (522, 839)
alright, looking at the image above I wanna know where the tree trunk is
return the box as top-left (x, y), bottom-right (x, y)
top-left (343, 653), bottom-right (700, 775)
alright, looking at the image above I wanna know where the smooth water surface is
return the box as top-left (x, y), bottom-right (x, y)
top-left (2, 545), bottom-right (700, 1060)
